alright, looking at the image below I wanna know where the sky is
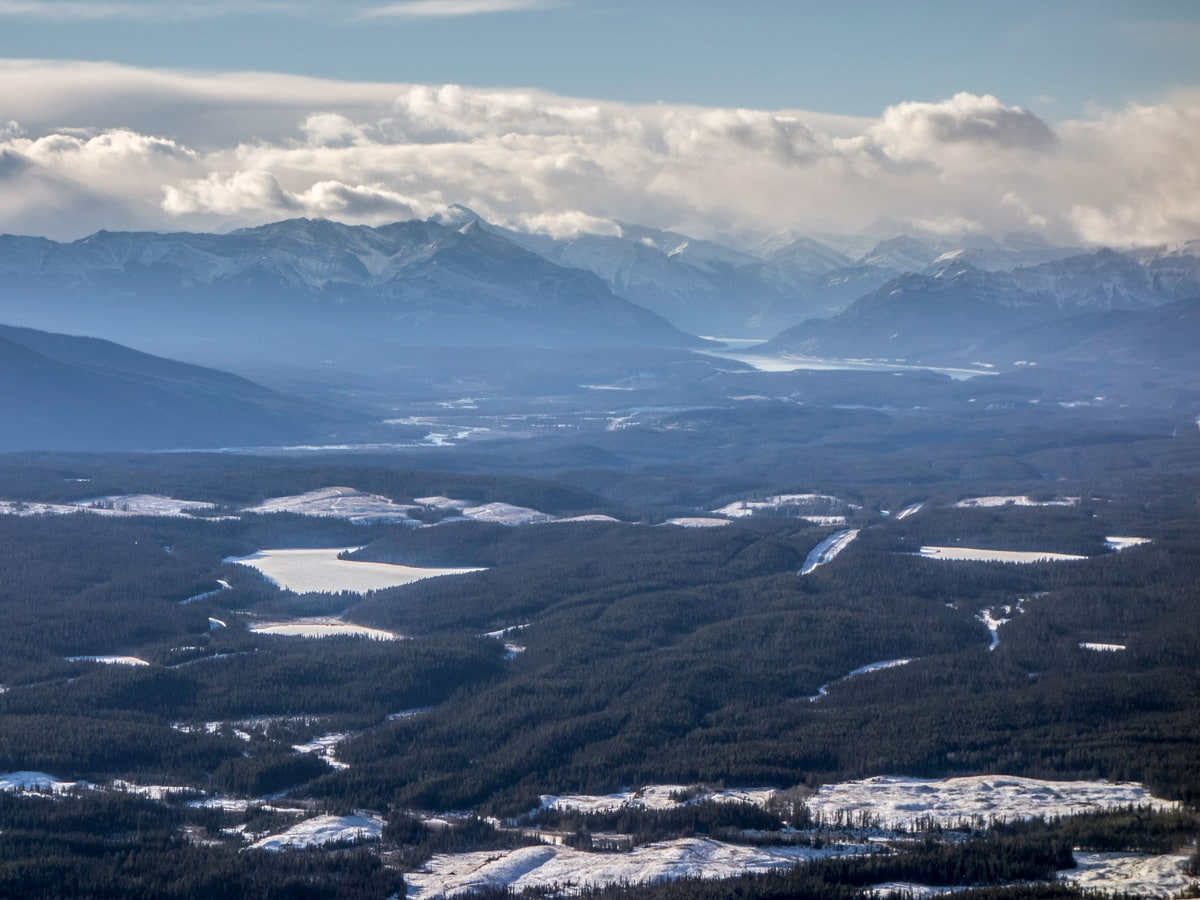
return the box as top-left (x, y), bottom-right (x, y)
top-left (1, 0), bottom-right (1198, 246)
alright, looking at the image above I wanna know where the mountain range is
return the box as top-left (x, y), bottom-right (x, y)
top-left (0, 213), bottom-right (1197, 374)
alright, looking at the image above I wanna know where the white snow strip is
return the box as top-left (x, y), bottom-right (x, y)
top-left (1062, 850), bottom-right (1197, 898)
top-left (65, 655), bottom-right (150, 666)
top-left (1079, 642), bottom-right (1127, 652)
top-left (1105, 536), bottom-right (1152, 551)
top-left (249, 812), bottom-right (383, 851)
top-left (226, 548), bottom-right (484, 594)
top-left (800, 529), bottom-right (860, 575)
top-left (413, 496), bottom-right (469, 511)
top-left (249, 619), bottom-right (400, 640)
top-left (808, 659), bottom-right (913, 702)
top-left (806, 776), bottom-right (1175, 831)
top-left (406, 837), bottom-right (864, 898)
top-left (917, 546), bottom-right (1087, 563)
top-left (954, 496), bottom-right (1079, 509)
top-left (894, 502), bottom-right (924, 520)
top-left (553, 514), bottom-right (624, 524)
top-left (242, 487), bottom-right (417, 525)
top-left (662, 517), bottom-right (733, 528)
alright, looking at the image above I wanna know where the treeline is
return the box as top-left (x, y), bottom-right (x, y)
top-left (527, 800), bottom-right (792, 846)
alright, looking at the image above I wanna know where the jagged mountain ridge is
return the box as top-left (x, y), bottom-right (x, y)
top-left (0, 217), bottom-right (703, 358)
top-left (762, 248), bottom-right (1200, 366)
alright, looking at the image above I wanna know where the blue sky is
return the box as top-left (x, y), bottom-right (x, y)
top-left (0, 0), bottom-right (1197, 244)
top-left (2, 0), bottom-right (1196, 117)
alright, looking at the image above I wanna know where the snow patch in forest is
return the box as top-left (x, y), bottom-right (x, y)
top-left (405, 837), bottom-right (865, 898)
top-left (712, 493), bottom-right (855, 524)
top-left (241, 487), bottom-right (418, 525)
top-left (249, 619), bottom-right (400, 640)
top-left (917, 546), bottom-right (1086, 564)
top-left (226, 548), bottom-right (484, 594)
top-left (65, 655), bottom-right (150, 666)
top-left (0, 495), bottom-right (223, 519)
top-left (1062, 850), bottom-right (1197, 897)
top-left (292, 732), bottom-right (351, 769)
top-left (800, 529), bottom-right (860, 574)
top-left (953, 496), bottom-right (1079, 509)
top-left (1079, 642), bottom-right (1126, 652)
top-left (249, 812), bottom-right (383, 851)
top-left (808, 658), bottom-right (913, 702)
top-left (894, 502), bottom-right (924, 520)
top-left (805, 776), bottom-right (1176, 831)
top-left (662, 517), bottom-right (732, 528)
top-left (0, 771), bottom-right (78, 792)
top-left (1105, 536), bottom-right (1151, 551)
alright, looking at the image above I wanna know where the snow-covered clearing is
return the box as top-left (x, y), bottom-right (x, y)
top-left (805, 776), bottom-right (1176, 831)
top-left (249, 812), bottom-right (383, 851)
top-left (540, 785), bottom-right (779, 815)
top-left (0, 771), bottom-right (79, 792)
top-left (226, 548), bottom-right (484, 594)
top-left (292, 732), bottom-right (351, 769)
top-left (712, 493), bottom-right (855, 524)
top-left (893, 502), bottom-right (924, 520)
top-left (0, 495), bottom-right (221, 519)
top-left (241, 487), bottom-right (418, 525)
top-left (460, 502), bottom-right (556, 526)
top-left (248, 619), bottom-right (400, 640)
top-left (917, 546), bottom-right (1087, 564)
top-left (954, 496), bottom-right (1079, 509)
top-left (800, 529), bottom-right (860, 575)
top-left (65, 655), bottom-right (150, 666)
top-left (405, 837), bottom-right (866, 898)
top-left (808, 659), bottom-right (913, 702)
top-left (977, 600), bottom-right (1026, 651)
top-left (1106, 536), bottom-right (1152, 551)
top-left (662, 517), bottom-right (732, 528)
top-left (1062, 849), bottom-right (1197, 898)
top-left (1079, 642), bottom-right (1127, 652)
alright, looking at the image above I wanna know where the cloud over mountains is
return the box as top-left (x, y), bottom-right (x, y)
top-left (0, 59), bottom-right (1196, 246)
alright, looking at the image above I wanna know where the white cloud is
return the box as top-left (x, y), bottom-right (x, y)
top-left (0, 61), bottom-right (1195, 248)
top-left (358, 0), bottom-right (554, 18)
top-left (0, 0), bottom-right (306, 19)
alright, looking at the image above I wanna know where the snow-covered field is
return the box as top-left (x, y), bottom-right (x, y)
top-left (0, 494), bottom-right (219, 519)
top-left (1079, 642), bottom-right (1127, 652)
top-left (405, 837), bottom-right (866, 899)
top-left (540, 785), bottom-right (779, 815)
top-left (805, 776), bottom-right (1175, 831)
top-left (1105, 536), bottom-right (1152, 551)
top-left (249, 812), bottom-right (383, 851)
top-left (917, 546), bottom-right (1087, 564)
top-left (459, 502), bottom-right (556, 526)
top-left (662, 517), bottom-right (732, 528)
top-left (800, 529), bottom-right (860, 574)
top-left (1063, 849), bottom-right (1196, 898)
top-left (242, 487), bottom-right (418, 525)
top-left (712, 493), bottom-right (854, 524)
top-left (227, 548), bottom-right (484, 594)
top-left (248, 619), bottom-right (400, 640)
top-left (954, 496), bottom-right (1079, 509)
top-left (65, 655), bottom-right (150, 666)
top-left (292, 732), bottom-right (351, 769)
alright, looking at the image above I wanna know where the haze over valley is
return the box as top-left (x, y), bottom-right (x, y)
top-left (0, 3), bottom-right (1198, 897)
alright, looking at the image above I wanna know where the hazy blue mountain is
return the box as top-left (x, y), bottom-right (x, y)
top-left (0, 217), bottom-right (703, 362)
top-left (0, 323), bottom-right (353, 451)
top-left (761, 248), bottom-right (1200, 366)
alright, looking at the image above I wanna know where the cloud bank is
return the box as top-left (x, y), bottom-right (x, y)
top-left (0, 60), bottom-right (1196, 247)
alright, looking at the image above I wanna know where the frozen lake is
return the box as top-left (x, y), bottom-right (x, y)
top-left (226, 548), bottom-right (484, 594)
